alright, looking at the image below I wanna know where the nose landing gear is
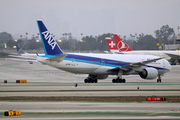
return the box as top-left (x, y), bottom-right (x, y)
top-left (157, 75), bottom-right (161, 83)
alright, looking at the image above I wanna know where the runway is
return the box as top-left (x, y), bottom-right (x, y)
top-left (0, 101), bottom-right (180, 119)
top-left (1, 82), bottom-right (180, 96)
top-left (0, 59), bottom-right (180, 119)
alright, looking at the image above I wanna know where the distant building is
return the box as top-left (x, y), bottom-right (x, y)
top-left (164, 35), bottom-right (180, 50)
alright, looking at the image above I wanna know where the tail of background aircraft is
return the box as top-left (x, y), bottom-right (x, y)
top-left (105, 37), bottom-right (118, 51)
top-left (16, 44), bottom-right (26, 55)
top-left (106, 34), bottom-right (133, 52)
top-left (37, 20), bottom-right (63, 55)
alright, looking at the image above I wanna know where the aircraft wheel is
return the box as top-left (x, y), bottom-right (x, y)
top-left (117, 78), bottom-right (122, 83)
top-left (84, 79), bottom-right (88, 83)
top-left (157, 79), bottom-right (161, 83)
top-left (94, 79), bottom-right (98, 83)
top-left (122, 79), bottom-right (126, 83)
top-left (112, 79), bottom-right (115, 83)
top-left (89, 78), bottom-right (93, 83)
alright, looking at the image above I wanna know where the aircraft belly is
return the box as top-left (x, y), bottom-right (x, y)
top-left (59, 68), bottom-right (96, 74)
top-left (91, 66), bottom-right (115, 75)
top-left (52, 61), bottom-right (99, 74)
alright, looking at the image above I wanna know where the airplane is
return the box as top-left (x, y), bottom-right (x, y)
top-left (106, 34), bottom-right (180, 65)
top-left (36, 20), bottom-right (171, 83)
top-left (8, 44), bottom-right (44, 64)
top-left (15, 44), bottom-right (44, 57)
top-left (106, 35), bottom-right (132, 53)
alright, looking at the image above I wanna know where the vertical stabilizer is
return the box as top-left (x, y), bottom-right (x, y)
top-left (16, 44), bottom-right (26, 55)
top-left (105, 38), bottom-right (118, 50)
top-left (37, 20), bottom-right (63, 55)
top-left (113, 34), bottom-right (133, 52)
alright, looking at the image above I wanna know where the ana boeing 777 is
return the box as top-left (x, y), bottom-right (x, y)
top-left (36, 20), bottom-right (171, 83)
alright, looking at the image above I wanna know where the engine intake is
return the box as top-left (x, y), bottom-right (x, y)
top-left (139, 68), bottom-right (158, 79)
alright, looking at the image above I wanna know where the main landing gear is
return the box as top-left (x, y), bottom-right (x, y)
top-left (157, 75), bottom-right (161, 83)
top-left (112, 77), bottom-right (126, 83)
top-left (84, 77), bottom-right (98, 83)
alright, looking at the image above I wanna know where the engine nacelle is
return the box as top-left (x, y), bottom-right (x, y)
top-left (139, 68), bottom-right (158, 79)
top-left (89, 75), bottom-right (108, 79)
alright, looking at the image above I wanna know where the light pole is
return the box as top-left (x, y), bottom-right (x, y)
top-left (25, 33), bottom-right (28, 51)
top-left (178, 26), bottom-right (180, 35)
top-left (81, 33), bottom-right (83, 40)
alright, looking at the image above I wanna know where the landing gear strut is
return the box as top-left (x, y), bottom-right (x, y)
top-left (84, 77), bottom-right (98, 83)
top-left (157, 75), bottom-right (161, 83)
top-left (112, 77), bottom-right (126, 83)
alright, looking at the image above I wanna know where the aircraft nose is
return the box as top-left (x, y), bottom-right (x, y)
top-left (166, 60), bottom-right (171, 71)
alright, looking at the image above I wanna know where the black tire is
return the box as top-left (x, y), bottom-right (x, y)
top-left (122, 79), bottom-right (126, 83)
top-left (89, 78), bottom-right (93, 83)
top-left (112, 79), bottom-right (115, 83)
top-left (4, 80), bottom-right (7, 83)
top-left (84, 79), bottom-right (88, 83)
top-left (117, 79), bottom-right (121, 83)
top-left (95, 79), bottom-right (98, 83)
top-left (4, 111), bottom-right (8, 116)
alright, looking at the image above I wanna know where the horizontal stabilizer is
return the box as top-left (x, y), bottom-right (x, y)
top-left (44, 54), bottom-right (67, 61)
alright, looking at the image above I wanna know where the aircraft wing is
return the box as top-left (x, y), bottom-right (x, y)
top-left (109, 57), bottom-right (162, 71)
top-left (165, 53), bottom-right (180, 59)
top-left (8, 58), bottom-right (37, 62)
top-left (8, 55), bottom-right (37, 59)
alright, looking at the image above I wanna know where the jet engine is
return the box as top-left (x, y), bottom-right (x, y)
top-left (139, 68), bottom-right (158, 79)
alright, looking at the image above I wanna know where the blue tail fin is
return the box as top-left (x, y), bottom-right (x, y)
top-left (16, 44), bottom-right (25, 55)
top-left (37, 20), bottom-right (63, 55)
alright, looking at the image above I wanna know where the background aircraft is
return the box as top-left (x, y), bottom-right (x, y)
top-left (36, 20), bottom-right (171, 83)
top-left (8, 44), bottom-right (44, 64)
top-left (106, 34), bottom-right (180, 65)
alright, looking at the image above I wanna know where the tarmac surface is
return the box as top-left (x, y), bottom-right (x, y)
top-left (0, 101), bottom-right (180, 119)
top-left (0, 58), bottom-right (180, 119)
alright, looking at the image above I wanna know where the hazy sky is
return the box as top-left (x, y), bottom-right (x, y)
top-left (0, 0), bottom-right (180, 39)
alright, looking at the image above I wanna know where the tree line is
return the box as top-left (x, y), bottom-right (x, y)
top-left (0, 25), bottom-right (175, 52)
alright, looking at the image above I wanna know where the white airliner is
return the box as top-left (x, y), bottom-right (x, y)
top-left (8, 44), bottom-right (44, 63)
top-left (106, 34), bottom-right (180, 64)
top-left (36, 20), bottom-right (171, 83)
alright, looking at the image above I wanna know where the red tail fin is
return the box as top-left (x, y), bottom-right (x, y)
top-left (105, 37), bottom-right (118, 50)
top-left (113, 34), bottom-right (133, 52)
